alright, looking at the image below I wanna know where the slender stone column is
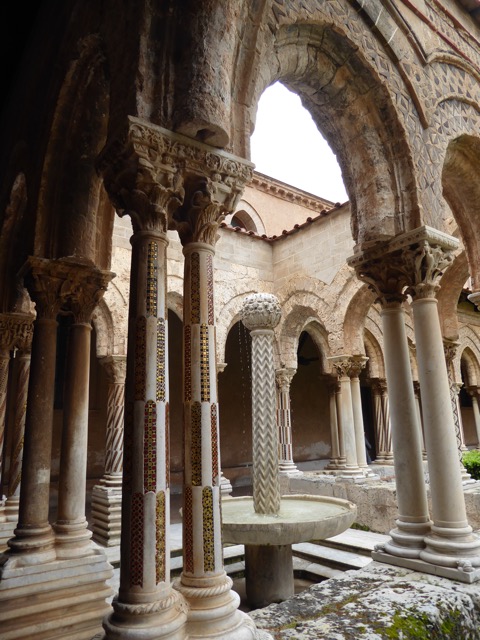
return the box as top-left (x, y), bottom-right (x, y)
top-left (409, 239), bottom-right (480, 571)
top-left (328, 357), bottom-right (364, 478)
top-left (326, 378), bottom-right (343, 469)
top-left (5, 259), bottom-right (73, 566)
top-left (91, 355), bottom-right (126, 546)
top-left (0, 318), bottom-right (14, 522)
top-left (349, 356), bottom-right (370, 472)
top-left (54, 265), bottom-right (113, 559)
top-left (349, 244), bottom-right (432, 559)
top-left (413, 381), bottom-right (427, 460)
top-left (275, 368), bottom-right (300, 475)
top-left (467, 387), bottom-right (480, 447)
top-left (444, 341), bottom-right (468, 458)
top-left (371, 380), bottom-right (386, 463)
top-left (5, 317), bottom-right (34, 522)
top-left (217, 361), bottom-right (233, 496)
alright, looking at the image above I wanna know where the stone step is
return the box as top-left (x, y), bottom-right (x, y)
top-left (319, 528), bottom-right (390, 556)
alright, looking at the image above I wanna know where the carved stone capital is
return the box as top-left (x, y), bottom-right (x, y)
top-left (0, 313), bottom-right (34, 352)
top-left (275, 367), bottom-right (296, 390)
top-left (241, 293), bottom-right (281, 331)
top-left (371, 378), bottom-right (388, 396)
top-left (97, 118), bottom-right (253, 240)
top-left (348, 226), bottom-right (459, 303)
top-left (466, 386), bottom-right (479, 399)
top-left (217, 362), bottom-right (228, 375)
top-left (20, 257), bottom-right (113, 323)
top-left (443, 339), bottom-right (460, 365)
top-left (328, 355), bottom-right (368, 379)
top-left (100, 355), bottom-right (127, 384)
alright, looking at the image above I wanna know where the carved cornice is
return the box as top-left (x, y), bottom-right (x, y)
top-left (241, 293), bottom-right (281, 331)
top-left (97, 118), bottom-right (253, 239)
top-left (0, 313), bottom-right (34, 352)
top-left (250, 172), bottom-right (335, 213)
top-left (20, 257), bottom-right (113, 322)
top-left (348, 226), bottom-right (459, 303)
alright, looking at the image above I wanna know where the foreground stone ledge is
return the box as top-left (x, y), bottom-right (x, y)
top-left (249, 563), bottom-right (480, 639)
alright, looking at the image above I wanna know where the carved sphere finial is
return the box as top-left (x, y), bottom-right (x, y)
top-left (241, 293), bottom-right (281, 331)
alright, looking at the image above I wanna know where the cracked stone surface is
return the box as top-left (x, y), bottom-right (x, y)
top-left (249, 563), bottom-right (480, 639)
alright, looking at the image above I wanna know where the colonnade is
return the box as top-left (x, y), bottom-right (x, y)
top-left (1, 124), bottom-right (480, 640)
top-left (349, 226), bottom-right (480, 580)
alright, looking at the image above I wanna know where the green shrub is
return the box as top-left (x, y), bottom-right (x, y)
top-left (462, 449), bottom-right (480, 480)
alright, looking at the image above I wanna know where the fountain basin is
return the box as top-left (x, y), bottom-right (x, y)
top-left (222, 494), bottom-right (357, 545)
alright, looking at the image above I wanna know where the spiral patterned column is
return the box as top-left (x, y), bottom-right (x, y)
top-left (91, 356), bottom-right (126, 547)
top-left (241, 294), bottom-right (282, 514)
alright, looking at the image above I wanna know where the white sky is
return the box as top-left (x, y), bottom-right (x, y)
top-left (250, 82), bottom-right (348, 204)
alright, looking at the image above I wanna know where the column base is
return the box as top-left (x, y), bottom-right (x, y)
top-left (103, 589), bottom-right (187, 640)
top-left (0, 551), bottom-right (113, 639)
top-left (278, 462), bottom-right (302, 476)
top-left (419, 525), bottom-right (480, 570)
top-left (174, 573), bottom-right (259, 639)
top-left (336, 466), bottom-right (367, 482)
top-left (4, 496), bottom-right (19, 521)
top-left (220, 472), bottom-right (233, 496)
top-left (0, 520), bottom-right (16, 553)
top-left (382, 519), bottom-right (432, 559)
top-left (6, 523), bottom-right (57, 566)
top-left (91, 484), bottom-right (122, 547)
top-left (372, 548), bottom-right (480, 583)
top-left (53, 519), bottom-right (97, 559)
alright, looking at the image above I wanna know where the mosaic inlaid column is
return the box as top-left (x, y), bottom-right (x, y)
top-left (4, 316), bottom-right (34, 523)
top-left (91, 355), bottom-right (126, 547)
top-left (467, 387), bottom-right (480, 447)
top-left (54, 265), bottom-right (113, 559)
top-left (174, 171), bottom-right (256, 638)
top-left (6, 258), bottom-right (68, 566)
top-left (325, 378), bottom-right (344, 470)
top-left (104, 212), bottom-right (186, 637)
top-left (349, 246), bottom-right (432, 560)
top-left (328, 357), bottom-right (364, 478)
top-left (275, 367), bottom-right (300, 475)
top-left (99, 120), bottom-right (256, 637)
top-left (408, 233), bottom-right (480, 572)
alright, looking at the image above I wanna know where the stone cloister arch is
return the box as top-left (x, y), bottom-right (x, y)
top-left (238, 14), bottom-right (422, 245)
top-left (443, 135), bottom-right (480, 288)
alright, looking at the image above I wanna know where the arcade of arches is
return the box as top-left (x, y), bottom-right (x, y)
top-left (1, 1), bottom-right (480, 639)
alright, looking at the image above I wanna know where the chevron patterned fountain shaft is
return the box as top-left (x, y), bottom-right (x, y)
top-left (251, 330), bottom-right (281, 514)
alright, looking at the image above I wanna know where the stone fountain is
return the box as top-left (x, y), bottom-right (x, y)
top-left (221, 293), bottom-right (357, 608)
